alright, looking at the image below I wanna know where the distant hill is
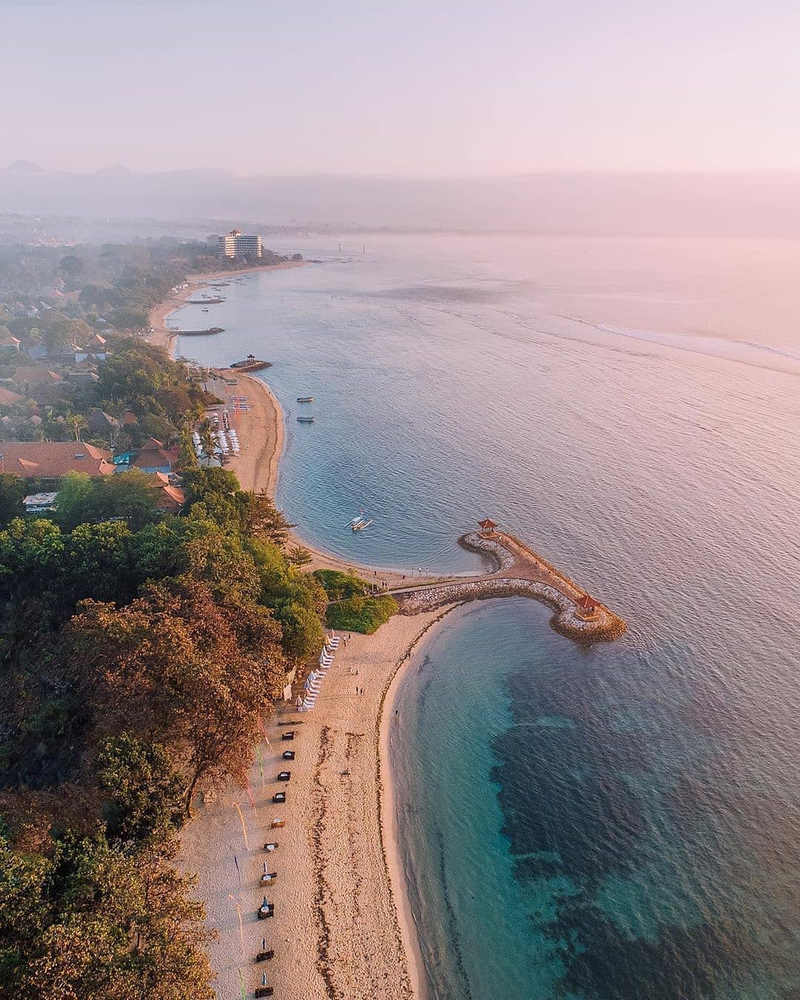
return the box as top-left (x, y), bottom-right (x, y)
top-left (1, 164), bottom-right (800, 237)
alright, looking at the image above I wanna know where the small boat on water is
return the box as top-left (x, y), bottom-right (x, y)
top-left (349, 515), bottom-right (374, 532)
top-left (297, 396), bottom-right (314, 403)
top-left (175, 327), bottom-right (224, 336)
top-left (187, 296), bottom-right (224, 304)
top-left (297, 416), bottom-right (315, 423)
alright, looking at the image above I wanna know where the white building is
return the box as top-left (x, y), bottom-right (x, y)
top-left (216, 229), bottom-right (264, 259)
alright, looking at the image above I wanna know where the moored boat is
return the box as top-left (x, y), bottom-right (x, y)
top-left (297, 415), bottom-right (315, 423)
top-left (297, 396), bottom-right (314, 403)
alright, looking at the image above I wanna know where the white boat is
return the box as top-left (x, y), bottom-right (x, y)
top-left (353, 519), bottom-right (373, 531)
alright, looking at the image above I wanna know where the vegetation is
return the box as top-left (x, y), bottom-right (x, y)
top-left (325, 593), bottom-right (399, 634)
top-left (314, 567), bottom-right (368, 600)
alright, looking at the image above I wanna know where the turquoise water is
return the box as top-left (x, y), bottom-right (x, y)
top-left (174, 235), bottom-right (800, 998)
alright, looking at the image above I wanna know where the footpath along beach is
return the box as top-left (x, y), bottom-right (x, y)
top-left (155, 276), bottom-right (444, 998)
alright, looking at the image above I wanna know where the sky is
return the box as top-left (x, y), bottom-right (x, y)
top-left (2, 0), bottom-right (800, 176)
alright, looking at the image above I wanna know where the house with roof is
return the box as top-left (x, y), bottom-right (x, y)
top-left (10, 367), bottom-right (63, 395)
top-left (0, 386), bottom-right (25, 407)
top-left (148, 473), bottom-right (186, 513)
top-left (132, 437), bottom-right (179, 475)
top-left (0, 441), bottom-right (115, 486)
top-left (87, 408), bottom-right (120, 436)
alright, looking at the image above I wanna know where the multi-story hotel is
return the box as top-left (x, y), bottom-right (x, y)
top-left (216, 229), bottom-right (264, 258)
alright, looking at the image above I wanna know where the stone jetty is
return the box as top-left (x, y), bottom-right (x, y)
top-left (390, 521), bottom-right (626, 643)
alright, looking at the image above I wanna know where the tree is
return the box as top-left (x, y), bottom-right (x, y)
top-left (244, 489), bottom-right (294, 546)
top-left (0, 474), bottom-right (25, 527)
top-left (97, 734), bottom-right (184, 845)
top-left (59, 255), bottom-right (84, 276)
top-left (67, 577), bottom-right (285, 815)
top-left (278, 600), bottom-right (325, 661)
top-left (57, 469), bottom-right (160, 531)
top-left (287, 544), bottom-right (312, 566)
top-left (0, 833), bottom-right (215, 1000)
top-left (55, 472), bottom-right (94, 529)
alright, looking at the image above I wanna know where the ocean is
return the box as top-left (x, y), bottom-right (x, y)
top-left (174, 233), bottom-right (800, 999)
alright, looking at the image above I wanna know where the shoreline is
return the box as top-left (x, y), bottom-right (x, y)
top-left (147, 259), bottom-right (305, 353)
top-left (378, 603), bottom-right (467, 1000)
top-left (155, 276), bottom-right (452, 997)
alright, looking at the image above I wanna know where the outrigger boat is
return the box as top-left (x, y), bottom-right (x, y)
top-left (349, 515), bottom-right (374, 532)
top-left (297, 396), bottom-right (314, 403)
top-left (297, 415), bottom-right (315, 423)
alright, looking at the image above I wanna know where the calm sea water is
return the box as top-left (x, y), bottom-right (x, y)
top-left (174, 234), bottom-right (800, 999)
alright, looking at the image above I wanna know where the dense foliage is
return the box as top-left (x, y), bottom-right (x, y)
top-left (325, 593), bottom-right (399, 634)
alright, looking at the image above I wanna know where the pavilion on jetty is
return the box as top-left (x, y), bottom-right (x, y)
top-left (389, 518), bottom-right (627, 643)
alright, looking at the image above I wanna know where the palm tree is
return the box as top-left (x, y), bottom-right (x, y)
top-left (197, 418), bottom-right (215, 465)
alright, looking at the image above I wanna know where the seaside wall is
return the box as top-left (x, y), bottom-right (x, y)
top-left (393, 578), bottom-right (625, 642)
top-left (393, 532), bottom-right (627, 643)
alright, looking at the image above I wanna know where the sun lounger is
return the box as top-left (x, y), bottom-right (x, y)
top-left (270, 817), bottom-right (284, 828)
top-left (282, 750), bottom-right (295, 760)
top-left (263, 841), bottom-right (278, 850)
top-left (257, 897), bottom-right (274, 919)
top-left (256, 937), bottom-right (274, 963)
top-left (272, 791), bottom-right (286, 803)
top-left (277, 770), bottom-right (291, 781)
top-left (281, 731), bottom-right (295, 740)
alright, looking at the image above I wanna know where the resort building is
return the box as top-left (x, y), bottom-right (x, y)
top-left (131, 437), bottom-right (179, 475)
top-left (0, 441), bottom-right (115, 483)
top-left (216, 229), bottom-right (264, 259)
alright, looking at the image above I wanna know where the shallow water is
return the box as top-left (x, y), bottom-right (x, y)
top-left (175, 233), bottom-right (800, 999)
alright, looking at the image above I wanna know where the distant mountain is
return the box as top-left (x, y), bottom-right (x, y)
top-left (94, 164), bottom-right (133, 177)
top-left (4, 160), bottom-right (45, 174)
top-left (1, 165), bottom-right (799, 237)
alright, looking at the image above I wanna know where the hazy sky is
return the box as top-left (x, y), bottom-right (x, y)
top-left (3, 0), bottom-right (799, 175)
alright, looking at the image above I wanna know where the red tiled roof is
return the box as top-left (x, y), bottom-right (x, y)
top-left (11, 367), bottom-right (62, 386)
top-left (0, 386), bottom-right (25, 406)
top-left (153, 483), bottom-right (186, 511)
top-left (132, 443), bottom-right (178, 469)
top-left (0, 441), bottom-right (114, 478)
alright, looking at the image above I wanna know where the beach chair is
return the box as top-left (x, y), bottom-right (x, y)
top-left (263, 841), bottom-right (279, 851)
top-left (257, 897), bottom-right (274, 919)
top-left (270, 817), bottom-right (285, 828)
top-left (256, 937), bottom-right (274, 963)
top-left (282, 750), bottom-right (295, 760)
top-left (255, 973), bottom-right (274, 998)
top-left (277, 770), bottom-right (291, 781)
top-left (281, 731), bottom-right (295, 741)
top-left (272, 791), bottom-right (286, 803)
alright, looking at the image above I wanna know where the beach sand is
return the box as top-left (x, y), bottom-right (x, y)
top-left (178, 609), bottom-right (453, 1000)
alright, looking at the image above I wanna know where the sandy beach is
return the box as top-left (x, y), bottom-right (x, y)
top-left (178, 608), bottom-right (456, 1000)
